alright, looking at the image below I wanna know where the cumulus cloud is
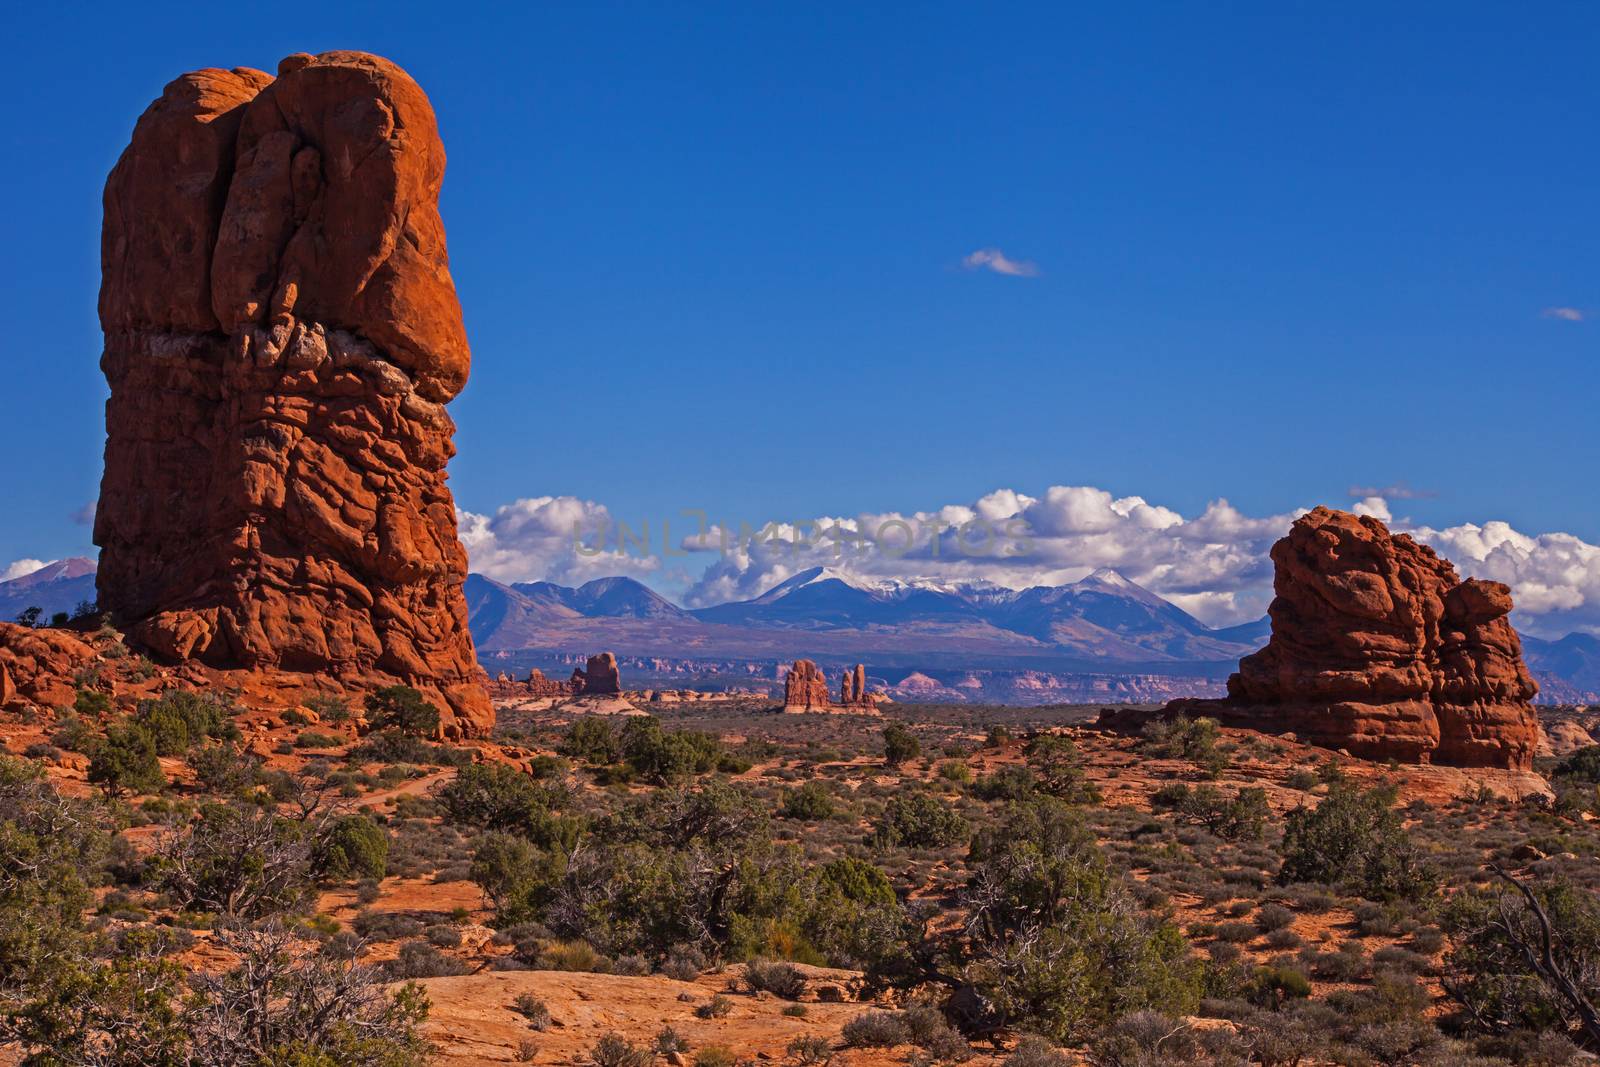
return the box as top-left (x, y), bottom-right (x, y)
top-left (1542, 306), bottom-right (1584, 322)
top-left (456, 496), bottom-right (662, 587)
top-left (460, 486), bottom-right (1600, 638)
top-left (1, 559), bottom-right (51, 582)
top-left (70, 502), bottom-right (96, 526)
top-left (961, 248), bottom-right (1038, 277)
top-left (1406, 519), bottom-right (1600, 636)
top-left (676, 486), bottom-right (1301, 624)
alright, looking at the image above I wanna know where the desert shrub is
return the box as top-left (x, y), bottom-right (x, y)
top-left (938, 760), bottom-right (973, 784)
top-left (843, 1009), bottom-right (911, 1047)
top-left (1284, 769), bottom-right (1319, 792)
top-left (512, 992), bottom-right (552, 1029)
top-left (1443, 872), bottom-right (1600, 1044)
top-left (87, 721), bottom-right (165, 797)
top-left (561, 716), bottom-right (622, 764)
top-left (661, 942), bottom-right (709, 981)
top-left (1246, 965), bottom-right (1312, 1009)
top-left (883, 722), bottom-right (922, 768)
top-left (975, 764), bottom-right (1037, 802)
top-left (303, 692), bottom-right (352, 724)
top-left (745, 958), bottom-right (807, 999)
top-left (312, 813), bottom-right (389, 881)
top-left (389, 939), bottom-right (471, 978)
top-left (347, 730), bottom-right (468, 767)
top-left (149, 802), bottom-right (314, 918)
top-left (73, 688), bottom-right (113, 719)
top-left (589, 1032), bottom-right (653, 1067)
top-left (780, 780), bottom-right (836, 820)
top-left (1138, 716), bottom-right (1228, 777)
top-left (873, 789), bottom-right (968, 848)
top-left (961, 797), bottom-right (1201, 1044)
top-left (133, 689), bottom-right (238, 755)
top-left (693, 1048), bottom-right (736, 1067)
top-left (695, 994), bottom-right (733, 1019)
top-left (1004, 1036), bottom-right (1072, 1067)
top-left (618, 716), bottom-right (725, 783)
top-left (1255, 903), bottom-right (1295, 933)
top-left (364, 686), bottom-right (441, 737)
top-left (1278, 782), bottom-right (1437, 902)
top-left (438, 762), bottom-right (578, 849)
top-left (654, 1025), bottom-right (691, 1054)
top-left (469, 832), bottom-right (563, 925)
top-left (786, 1035), bottom-right (833, 1064)
top-left (1025, 734), bottom-right (1101, 803)
top-left (1152, 784), bottom-right (1269, 841)
top-left (294, 730), bottom-right (343, 749)
top-left (187, 742), bottom-right (261, 795)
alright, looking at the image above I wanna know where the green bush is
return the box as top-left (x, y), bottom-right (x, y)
top-left (313, 814), bottom-right (389, 881)
top-left (882, 722), bottom-right (921, 768)
top-left (1138, 716), bottom-right (1228, 777)
top-left (561, 716), bottom-right (622, 764)
top-left (133, 689), bottom-right (238, 756)
top-left (1024, 734), bottom-right (1101, 803)
top-left (88, 721), bottom-right (165, 797)
top-left (1151, 783), bottom-right (1269, 841)
top-left (1278, 782), bottom-right (1437, 902)
top-left (780, 780), bottom-right (836, 820)
top-left (364, 686), bottom-right (441, 737)
top-left (873, 789), bottom-right (967, 849)
top-left (439, 763), bottom-right (579, 850)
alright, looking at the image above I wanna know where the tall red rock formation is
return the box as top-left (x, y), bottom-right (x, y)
top-left (783, 659), bottom-right (833, 712)
top-left (1167, 507), bottom-right (1539, 769)
top-left (94, 52), bottom-right (491, 737)
top-left (577, 653), bottom-right (621, 696)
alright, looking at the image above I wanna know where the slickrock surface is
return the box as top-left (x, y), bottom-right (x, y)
top-left (94, 51), bottom-right (490, 736)
top-left (1167, 507), bottom-right (1540, 769)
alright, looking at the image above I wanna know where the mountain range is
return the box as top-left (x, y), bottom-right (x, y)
top-left (5, 558), bottom-right (1597, 703)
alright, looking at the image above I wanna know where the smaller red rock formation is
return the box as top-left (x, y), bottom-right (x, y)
top-left (1164, 507), bottom-right (1540, 770)
top-left (486, 668), bottom-right (576, 701)
top-left (0, 624), bottom-right (99, 710)
top-left (576, 653), bottom-right (621, 696)
top-left (783, 659), bottom-right (833, 712)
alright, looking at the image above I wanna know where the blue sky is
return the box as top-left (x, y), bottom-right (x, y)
top-left (2, 3), bottom-right (1596, 622)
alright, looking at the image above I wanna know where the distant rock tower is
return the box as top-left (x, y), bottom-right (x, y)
top-left (782, 659), bottom-right (833, 712)
top-left (93, 52), bottom-right (490, 736)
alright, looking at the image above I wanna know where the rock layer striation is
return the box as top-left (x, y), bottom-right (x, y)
top-left (94, 52), bottom-right (490, 736)
top-left (1168, 507), bottom-right (1539, 769)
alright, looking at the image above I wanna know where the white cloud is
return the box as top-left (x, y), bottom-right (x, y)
top-left (456, 496), bottom-right (661, 586)
top-left (961, 248), bottom-right (1039, 277)
top-left (676, 486), bottom-right (1302, 624)
top-left (1348, 483), bottom-right (1436, 501)
top-left (1542, 306), bottom-right (1584, 322)
top-left (1350, 496), bottom-right (1392, 522)
top-left (461, 486), bottom-right (1600, 638)
top-left (1, 559), bottom-right (51, 582)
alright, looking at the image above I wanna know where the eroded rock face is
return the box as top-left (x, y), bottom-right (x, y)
top-left (1170, 507), bottom-right (1539, 769)
top-left (94, 52), bottom-right (490, 736)
top-left (577, 653), bottom-right (621, 696)
top-left (783, 659), bottom-right (833, 712)
top-left (0, 624), bottom-right (98, 711)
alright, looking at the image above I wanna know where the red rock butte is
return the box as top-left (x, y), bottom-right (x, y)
top-left (94, 51), bottom-right (491, 736)
top-left (1167, 506), bottom-right (1540, 770)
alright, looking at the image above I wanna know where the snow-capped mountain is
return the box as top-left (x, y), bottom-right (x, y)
top-left (0, 557), bottom-right (98, 624)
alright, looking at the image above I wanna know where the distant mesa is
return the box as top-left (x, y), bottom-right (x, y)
top-left (781, 658), bottom-right (881, 713)
top-left (93, 51), bottom-right (490, 736)
top-left (1149, 507), bottom-right (1541, 770)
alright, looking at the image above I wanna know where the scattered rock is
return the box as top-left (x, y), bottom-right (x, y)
top-left (94, 52), bottom-right (490, 737)
top-left (0, 623), bottom-right (98, 710)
